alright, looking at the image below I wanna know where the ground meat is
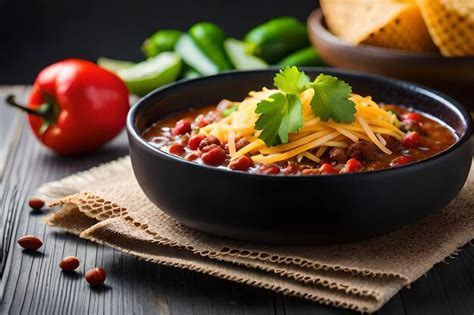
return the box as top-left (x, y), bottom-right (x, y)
top-left (235, 138), bottom-right (250, 151)
top-left (382, 135), bottom-right (401, 152)
top-left (328, 147), bottom-right (347, 164)
top-left (346, 140), bottom-right (380, 161)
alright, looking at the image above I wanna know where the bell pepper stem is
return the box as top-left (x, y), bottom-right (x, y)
top-left (6, 95), bottom-right (44, 117)
top-left (5, 94), bottom-right (56, 120)
top-left (5, 95), bottom-right (50, 119)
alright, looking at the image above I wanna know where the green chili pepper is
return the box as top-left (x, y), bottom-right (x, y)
top-left (142, 30), bottom-right (183, 58)
top-left (175, 34), bottom-right (220, 76)
top-left (188, 22), bottom-right (233, 71)
top-left (244, 17), bottom-right (309, 64)
top-left (182, 66), bottom-right (201, 80)
top-left (278, 47), bottom-right (324, 67)
top-left (118, 52), bottom-right (182, 96)
top-left (224, 38), bottom-right (268, 70)
top-left (97, 57), bottom-right (135, 72)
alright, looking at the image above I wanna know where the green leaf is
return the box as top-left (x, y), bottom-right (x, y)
top-left (309, 74), bottom-right (356, 123)
top-left (255, 92), bottom-right (302, 146)
top-left (273, 66), bottom-right (310, 95)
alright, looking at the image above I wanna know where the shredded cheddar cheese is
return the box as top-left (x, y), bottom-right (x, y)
top-left (199, 88), bottom-right (403, 164)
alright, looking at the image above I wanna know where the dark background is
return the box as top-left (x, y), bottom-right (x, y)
top-left (0, 0), bottom-right (317, 84)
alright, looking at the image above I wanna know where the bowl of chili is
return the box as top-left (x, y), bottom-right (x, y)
top-left (127, 68), bottom-right (472, 245)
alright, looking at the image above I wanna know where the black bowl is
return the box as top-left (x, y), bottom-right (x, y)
top-left (127, 69), bottom-right (473, 245)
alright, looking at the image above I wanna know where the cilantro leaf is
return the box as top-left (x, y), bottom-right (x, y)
top-left (273, 66), bottom-right (310, 95)
top-left (310, 74), bottom-right (356, 123)
top-left (255, 92), bottom-right (302, 146)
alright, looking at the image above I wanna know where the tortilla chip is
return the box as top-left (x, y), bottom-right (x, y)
top-left (321, 0), bottom-right (437, 52)
top-left (417, 0), bottom-right (474, 56)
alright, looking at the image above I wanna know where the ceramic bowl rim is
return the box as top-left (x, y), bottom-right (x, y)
top-left (126, 68), bottom-right (473, 179)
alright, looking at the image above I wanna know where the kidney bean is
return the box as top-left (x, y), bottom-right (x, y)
top-left (402, 131), bottom-right (424, 149)
top-left (201, 146), bottom-right (227, 166)
top-left (197, 118), bottom-right (210, 128)
top-left (228, 156), bottom-right (253, 171)
top-left (185, 152), bottom-right (200, 161)
top-left (17, 235), bottom-right (42, 250)
top-left (198, 135), bottom-right (220, 151)
top-left (168, 144), bottom-right (185, 155)
top-left (85, 267), bottom-right (107, 286)
top-left (59, 256), bottom-right (80, 271)
top-left (302, 168), bottom-right (319, 175)
top-left (201, 144), bottom-right (219, 153)
top-left (390, 155), bottom-right (415, 167)
top-left (171, 119), bottom-right (192, 136)
top-left (342, 158), bottom-right (362, 173)
top-left (235, 138), bottom-right (250, 151)
top-left (259, 165), bottom-right (280, 175)
top-left (403, 112), bottom-right (422, 122)
top-left (319, 163), bottom-right (339, 175)
top-left (28, 198), bottom-right (45, 210)
top-left (282, 161), bottom-right (298, 174)
top-left (188, 134), bottom-right (207, 150)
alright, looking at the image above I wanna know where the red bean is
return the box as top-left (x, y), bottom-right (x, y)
top-left (201, 147), bottom-right (227, 166)
top-left (59, 256), bottom-right (80, 271)
top-left (168, 144), bottom-right (185, 155)
top-left (282, 162), bottom-right (298, 174)
top-left (235, 138), bottom-right (250, 151)
top-left (17, 235), bottom-right (42, 250)
top-left (402, 131), bottom-right (424, 149)
top-left (198, 136), bottom-right (220, 151)
top-left (197, 119), bottom-right (210, 128)
top-left (342, 158), bottom-right (362, 173)
top-left (259, 165), bottom-right (280, 175)
top-left (201, 144), bottom-right (219, 153)
top-left (319, 163), bottom-right (338, 175)
top-left (404, 112), bottom-right (422, 122)
top-left (302, 168), bottom-right (319, 175)
top-left (85, 268), bottom-right (107, 286)
top-left (171, 119), bottom-right (192, 136)
top-left (390, 156), bottom-right (415, 167)
top-left (185, 152), bottom-right (200, 161)
top-left (228, 156), bottom-right (254, 171)
top-left (28, 198), bottom-right (45, 210)
top-left (188, 134), bottom-right (207, 150)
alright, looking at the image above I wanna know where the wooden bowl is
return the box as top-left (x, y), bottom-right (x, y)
top-left (307, 9), bottom-right (474, 110)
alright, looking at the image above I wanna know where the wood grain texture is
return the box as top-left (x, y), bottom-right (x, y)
top-left (0, 86), bottom-right (472, 315)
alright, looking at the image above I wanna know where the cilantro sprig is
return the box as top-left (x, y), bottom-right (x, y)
top-left (255, 67), bottom-right (306, 146)
top-left (309, 74), bottom-right (356, 123)
top-left (254, 66), bottom-right (356, 146)
top-left (255, 92), bottom-right (302, 146)
top-left (273, 66), bottom-right (310, 95)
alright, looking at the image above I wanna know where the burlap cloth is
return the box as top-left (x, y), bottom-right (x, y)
top-left (38, 156), bottom-right (474, 313)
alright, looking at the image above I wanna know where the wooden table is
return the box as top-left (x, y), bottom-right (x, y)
top-left (0, 86), bottom-right (472, 315)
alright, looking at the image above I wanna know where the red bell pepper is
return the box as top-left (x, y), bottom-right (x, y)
top-left (6, 59), bottom-right (129, 155)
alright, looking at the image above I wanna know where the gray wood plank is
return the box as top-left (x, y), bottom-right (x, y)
top-left (0, 85), bottom-right (472, 315)
top-left (0, 86), bottom-right (279, 315)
